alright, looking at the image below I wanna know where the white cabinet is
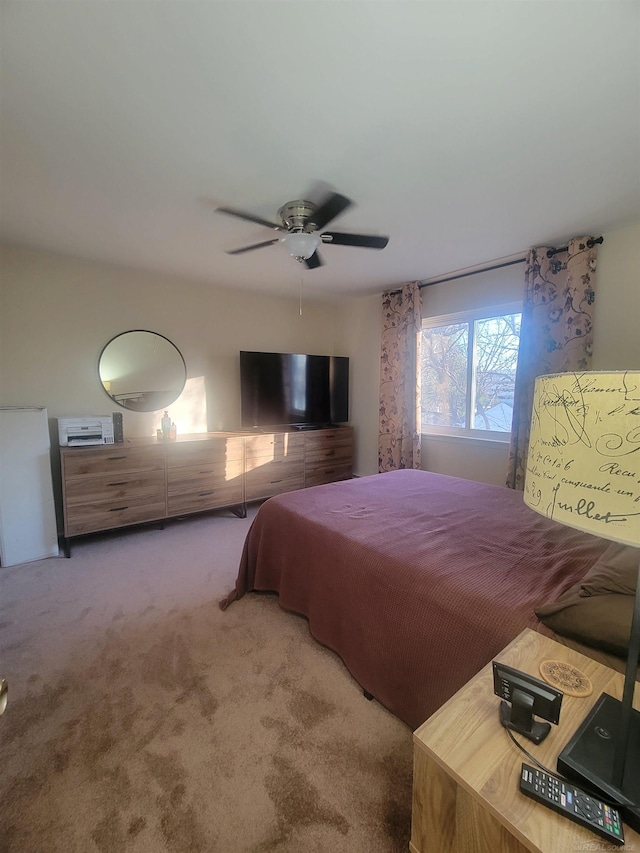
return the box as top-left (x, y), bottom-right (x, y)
top-left (0, 407), bottom-right (59, 566)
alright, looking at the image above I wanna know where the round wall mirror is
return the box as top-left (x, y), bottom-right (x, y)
top-left (98, 330), bottom-right (187, 412)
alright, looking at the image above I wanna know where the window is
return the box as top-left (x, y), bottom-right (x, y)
top-left (420, 304), bottom-right (521, 440)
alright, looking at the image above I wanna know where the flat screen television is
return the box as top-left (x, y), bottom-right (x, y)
top-left (240, 351), bottom-right (349, 429)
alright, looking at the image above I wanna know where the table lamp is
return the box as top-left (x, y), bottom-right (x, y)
top-left (524, 370), bottom-right (640, 830)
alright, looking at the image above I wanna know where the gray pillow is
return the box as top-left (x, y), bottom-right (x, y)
top-left (579, 543), bottom-right (638, 597)
top-left (536, 592), bottom-right (635, 657)
top-left (536, 543), bottom-right (638, 657)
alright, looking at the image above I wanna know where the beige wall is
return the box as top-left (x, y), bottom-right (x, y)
top-left (2, 219), bottom-right (638, 486)
top-left (342, 218), bottom-right (640, 482)
top-left (0, 246), bottom-right (342, 441)
top-left (591, 219), bottom-right (640, 370)
top-left (334, 292), bottom-right (381, 476)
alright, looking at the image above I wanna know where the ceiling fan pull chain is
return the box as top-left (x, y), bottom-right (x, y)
top-left (299, 268), bottom-right (304, 317)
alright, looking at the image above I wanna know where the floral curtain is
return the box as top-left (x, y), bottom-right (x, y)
top-left (506, 236), bottom-right (598, 489)
top-left (378, 282), bottom-right (422, 472)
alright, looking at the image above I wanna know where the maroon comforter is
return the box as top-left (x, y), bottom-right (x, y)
top-left (220, 470), bottom-right (610, 729)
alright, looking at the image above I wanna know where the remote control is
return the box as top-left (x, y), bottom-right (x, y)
top-left (519, 763), bottom-right (625, 846)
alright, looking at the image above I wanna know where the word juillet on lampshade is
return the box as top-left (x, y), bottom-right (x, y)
top-left (524, 370), bottom-right (639, 544)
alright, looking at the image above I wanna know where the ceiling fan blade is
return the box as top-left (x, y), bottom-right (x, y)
top-left (321, 232), bottom-right (389, 249)
top-left (304, 251), bottom-right (324, 270)
top-left (311, 193), bottom-right (353, 231)
top-left (216, 206), bottom-right (284, 231)
top-left (226, 239), bottom-right (280, 255)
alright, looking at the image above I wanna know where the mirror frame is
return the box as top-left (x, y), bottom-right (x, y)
top-left (98, 330), bottom-right (187, 412)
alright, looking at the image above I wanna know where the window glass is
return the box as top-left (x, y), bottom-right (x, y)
top-left (421, 323), bottom-right (468, 428)
top-left (472, 313), bottom-right (521, 432)
top-left (421, 307), bottom-right (521, 440)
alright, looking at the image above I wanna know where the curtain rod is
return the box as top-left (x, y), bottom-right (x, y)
top-left (418, 256), bottom-right (525, 289)
top-left (387, 235), bottom-right (605, 294)
top-left (546, 235), bottom-right (603, 257)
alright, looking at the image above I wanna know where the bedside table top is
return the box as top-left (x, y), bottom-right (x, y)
top-left (413, 628), bottom-right (640, 852)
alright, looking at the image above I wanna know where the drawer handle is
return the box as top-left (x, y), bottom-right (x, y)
top-left (270, 479), bottom-right (283, 484)
top-left (325, 450), bottom-right (336, 457)
top-left (199, 470), bottom-right (214, 474)
top-left (108, 481), bottom-right (127, 487)
top-left (107, 455), bottom-right (127, 461)
top-left (325, 469), bottom-right (335, 475)
top-left (109, 505), bottom-right (129, 512)
top-left (199, 490), bottom-right (216, 497)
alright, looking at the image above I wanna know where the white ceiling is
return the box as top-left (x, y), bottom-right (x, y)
top-left (1, 2), bottom-right (639, 301)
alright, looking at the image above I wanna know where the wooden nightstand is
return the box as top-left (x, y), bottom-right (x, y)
top-left (410, 629), bottom-right (640, 853)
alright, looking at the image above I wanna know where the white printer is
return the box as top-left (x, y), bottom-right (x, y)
top-left (57, 416), bottom-right (115, 447)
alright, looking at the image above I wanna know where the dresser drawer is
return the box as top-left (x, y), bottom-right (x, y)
top-left (166, 437), bottom-right (244, 469)
top-left (305, 464), bottom-right (352, 489)
top-left (65, 499), bottom-right (167, 536)
top-left (64, 468), bottom-right (166, 536)
top-left (65, 469), bottom-right (166, 506)
top-left (62, 445), bottom-right (165, 478)
top-left (166, 459), bottom-right (243, 515)
top-left (167, 460), bottom-right (243, 491)
top-left (305, 440), bottom-right (354, 466)
top-left (167, 481), bottom-right (244, 515)
top-left (245, 432), bottom-right (304, 461)
top-left (304, 429), bottom-right (353, 455)
top-left (245, 460), bottom-right (304, 501)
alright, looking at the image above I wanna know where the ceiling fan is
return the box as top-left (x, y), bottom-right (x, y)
top-left (216, 192), bottom-right (389, 269)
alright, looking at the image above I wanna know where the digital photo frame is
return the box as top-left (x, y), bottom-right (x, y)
top-left (493, 660), bottom-right (563, 744)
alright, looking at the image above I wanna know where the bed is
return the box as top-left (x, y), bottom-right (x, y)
top-left (220, 469), bottom-right (635, 730)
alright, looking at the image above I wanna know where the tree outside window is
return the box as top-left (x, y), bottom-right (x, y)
top-left (421, 307), bottom-right (521, 439)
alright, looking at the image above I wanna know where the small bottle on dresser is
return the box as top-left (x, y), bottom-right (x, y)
top-left (161, 411), bottom-right (171, 439)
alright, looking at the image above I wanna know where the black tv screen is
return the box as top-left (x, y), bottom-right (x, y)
top-left (240, 351), bottom-right (349, 429)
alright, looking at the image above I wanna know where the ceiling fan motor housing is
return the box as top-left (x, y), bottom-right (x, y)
top-left (277, 200), bottom-right (317, 233)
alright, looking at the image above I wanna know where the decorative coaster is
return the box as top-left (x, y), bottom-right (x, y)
top-left (539, 660), bottom-right (593, 697)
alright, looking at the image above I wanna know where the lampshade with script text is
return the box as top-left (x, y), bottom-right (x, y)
top-left (524, 371), bottom-right (640, 548)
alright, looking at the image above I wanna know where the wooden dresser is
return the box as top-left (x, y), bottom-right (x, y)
top-left (59, 426), bottom-right (353, 554)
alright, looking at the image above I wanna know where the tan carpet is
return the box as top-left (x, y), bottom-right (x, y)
top-left (0, 510), bottom-right (412, 852)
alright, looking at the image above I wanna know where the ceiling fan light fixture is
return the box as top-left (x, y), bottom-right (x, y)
top-left (281, 232), bottom-right (320, 260)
